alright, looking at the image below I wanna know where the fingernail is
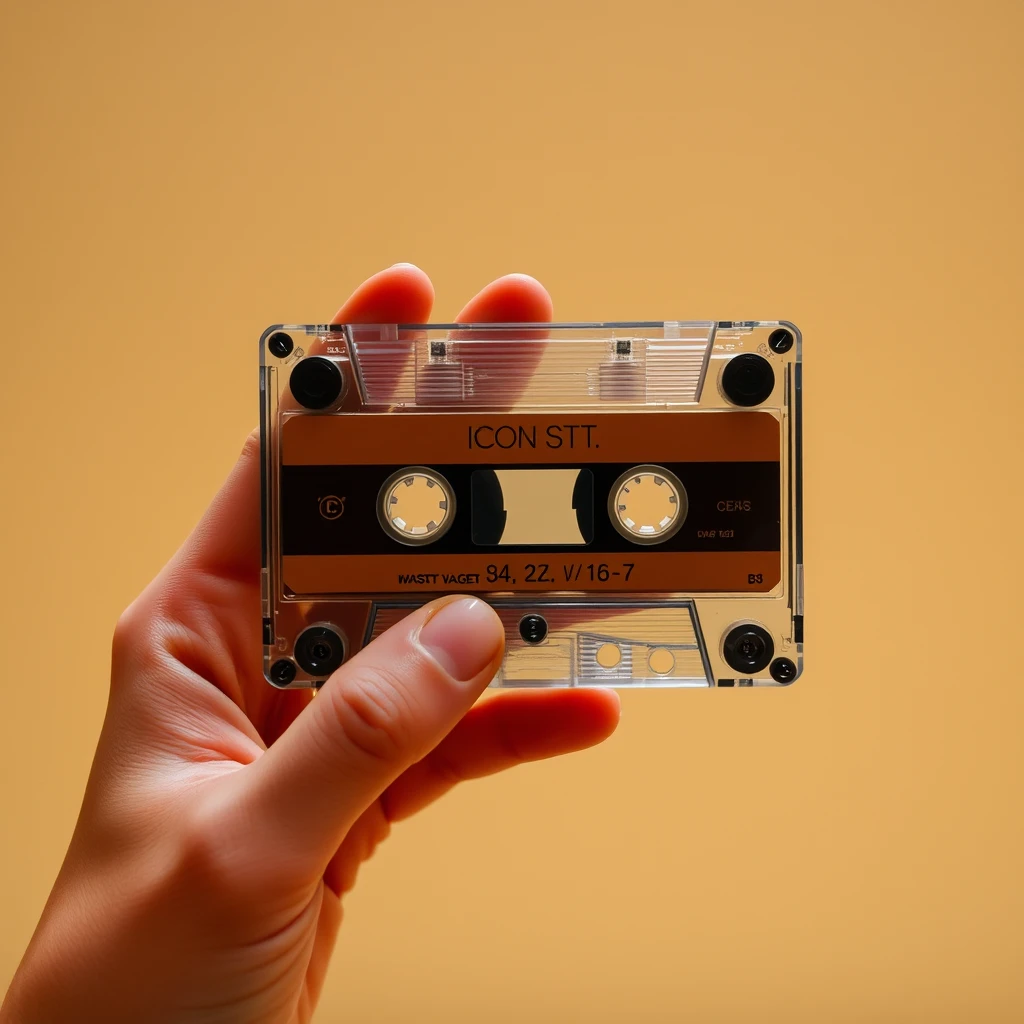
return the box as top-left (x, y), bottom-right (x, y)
top-left (389, 262), bottom-right (419, 270)
top-left (418, 598), bottom-right (503, 682)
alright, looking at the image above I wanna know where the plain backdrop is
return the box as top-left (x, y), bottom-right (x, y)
top-left (1, 1), bottom-right (1022, 1021)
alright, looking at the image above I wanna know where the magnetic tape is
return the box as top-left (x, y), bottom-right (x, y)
top-left (260, 321), bottom-right (803, 689)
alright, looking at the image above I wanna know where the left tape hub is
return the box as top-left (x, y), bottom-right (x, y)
top-left (294, 623), bottom-right (347, 677)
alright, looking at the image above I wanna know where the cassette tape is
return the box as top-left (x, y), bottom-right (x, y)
top-left (259, 321), bottom-right (803, 689)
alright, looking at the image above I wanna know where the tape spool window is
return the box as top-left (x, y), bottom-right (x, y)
top-left (472, 468), bottom-right (594, 547)
top-left (377, 467), bottom-right (456, 545)
top-left (609, 465), bottom-right (688, 545)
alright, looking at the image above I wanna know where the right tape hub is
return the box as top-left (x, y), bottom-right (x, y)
top-left (722, 623), bottom-right (775, 674)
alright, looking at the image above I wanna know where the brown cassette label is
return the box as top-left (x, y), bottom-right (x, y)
top-left (282, 410), bottom-right (780, 465)
top-left (282, 551), bottom-right (781, 595)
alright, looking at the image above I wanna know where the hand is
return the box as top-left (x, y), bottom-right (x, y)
top-left (0, 267), bottom-right (620, 1024)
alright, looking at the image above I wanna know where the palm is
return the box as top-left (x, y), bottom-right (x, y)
top-left (87, 267), bottom-right (619, 1024)
top-left (132, 557), bottom-right (367, 1021)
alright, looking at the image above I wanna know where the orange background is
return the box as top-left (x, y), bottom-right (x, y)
top-left (1, 1), bottom-right (1022, 1021)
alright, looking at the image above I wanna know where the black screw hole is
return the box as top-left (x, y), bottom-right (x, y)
top-left (270, 659), bottom-right (296, 686)
top-left (268, 332), bottom-right (294, 358)
top-left (770, 657), bottom-right (798, 684)
top-left (519, 614), bottom-right (548, 645)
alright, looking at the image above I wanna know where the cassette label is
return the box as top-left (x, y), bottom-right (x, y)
top-left (281, 551), bottom-right (781, 595)
top-left (281, 410), bottom-right (781, 464)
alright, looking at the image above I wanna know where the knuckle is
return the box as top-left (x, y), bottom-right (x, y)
top-left (173, 806), bottom-right (245, 907)
top-left (369, 803), bottom-right (393, 851)
top-left (112, 598), bottom-right (146, 662)
top-left (496, 714), bottom-right (529, 764)
top-left (322, 663), bottom-right (418, 768)
top-left (111, 597), bottom-right (183, 688)
top-left (428, 750), bottom-right (470, 790)
top-left (358, 802), bottom-right (393, 865)
top-left (110, 598), bottom-right (165, 686)
top-left (239, 427), bottom-right (261, 466)
top-left (356, 802), bottom-right (393, 861)
top-left (171, 791), bottom-right (284, 910)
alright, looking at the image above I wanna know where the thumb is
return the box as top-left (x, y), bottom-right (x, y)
top-left (239, 596), bottom-right (504, 871)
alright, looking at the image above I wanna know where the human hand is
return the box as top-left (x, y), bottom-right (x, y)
top-left (0, 267), bottom-right (620, 1024)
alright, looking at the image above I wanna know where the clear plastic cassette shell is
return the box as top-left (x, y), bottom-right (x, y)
top-left (260, 321), bottom-right (803, 689)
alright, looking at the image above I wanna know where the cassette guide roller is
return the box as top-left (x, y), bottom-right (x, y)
top-left (260, 321), bottom-right (803, 689)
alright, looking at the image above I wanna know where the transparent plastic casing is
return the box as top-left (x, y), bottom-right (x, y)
top-left (260, 321), bottom-right (803, 689)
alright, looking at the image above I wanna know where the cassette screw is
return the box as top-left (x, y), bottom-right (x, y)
top-left (519, 614), bottom-right (548, 645)
top-left (770, 657), bottom-right (798, 684)
top-left (768, 328), bottom-right (794, 354)
top-left (268, 331), bottom-right (294, 358)
top-left (270, 659), bottom-right (296, 686)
